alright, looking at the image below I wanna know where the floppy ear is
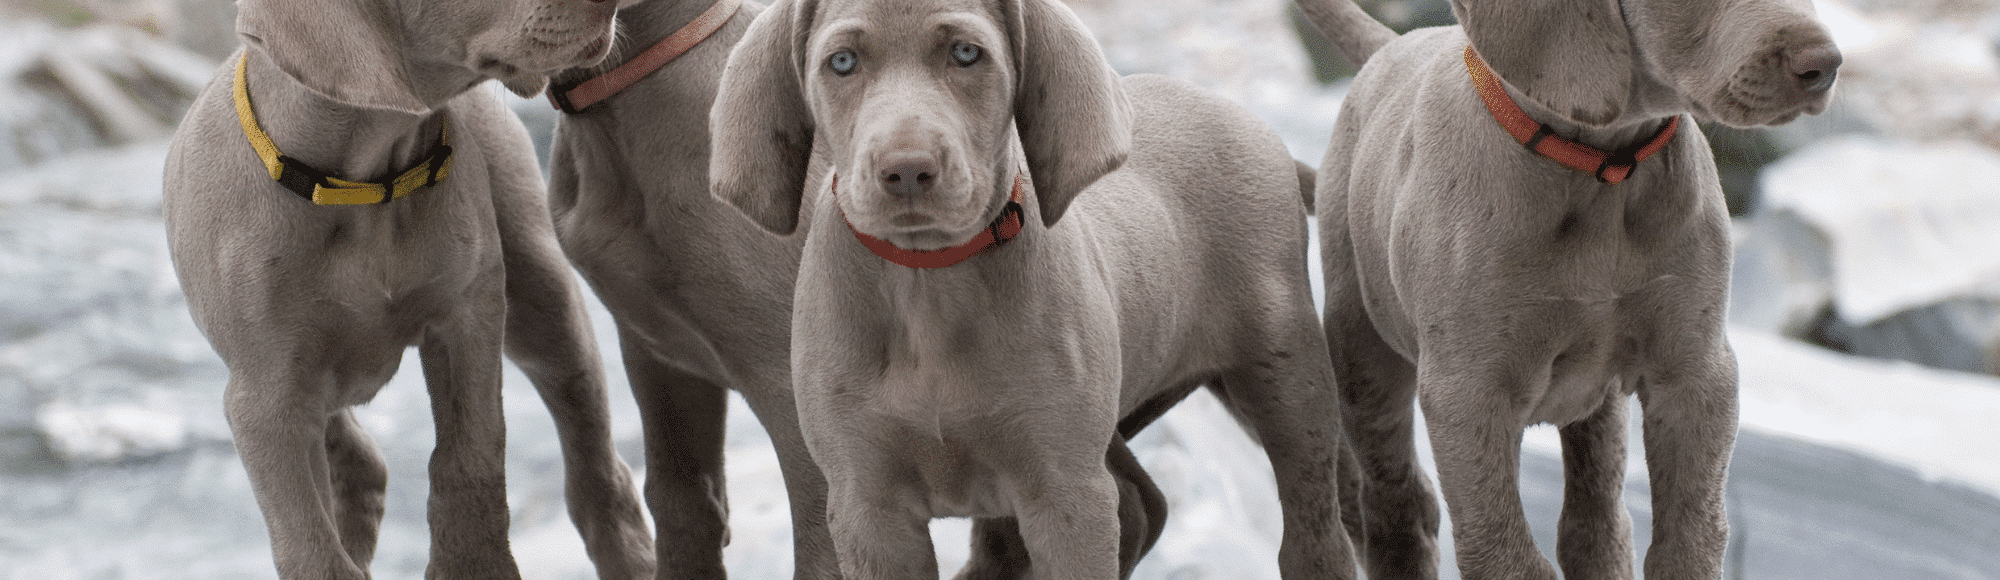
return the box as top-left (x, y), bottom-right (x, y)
top-left (709, 0), bottom-right (817, 235)
top-left (1453, 0), bottom-right (1634, 126)
top-left (236, 0), bottom-right (428, 114)
top-left (1006, 0), bottom-right (1131, 227)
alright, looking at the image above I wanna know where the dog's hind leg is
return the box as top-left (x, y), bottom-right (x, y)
top-left (418, 281), bottom-right (523, 580)
top-left (1326, 317), bottom-right (1436, 579)
top-left (734, 369), bottom-right (844, 580)
top-left (957, 518), bottom-right (1029, 580)
top-left (1212, 329), bottom-right (1361, 579)
top-left (227, 369), bottom-right (370, 580)
top-left (1557, 392), bottom-right (1636, 580)
top-left (498, 213), bottom-right (654, 580)
top-left (326, 409), bottom-right (389, 569)
top-left (615, 328), bottom-right (731, 579)
top-left (1108, 435), bottom-right (1167, 578)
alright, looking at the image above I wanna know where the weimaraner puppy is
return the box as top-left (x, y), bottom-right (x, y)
top-left (543, 1), bottom-right (1169, 577)
top-left (1294, 0), bottom-right (1839, 578)
top-left (707, 0), bottom-right (1357, 578)
top-left (162, 0), bottom-right (654, 578)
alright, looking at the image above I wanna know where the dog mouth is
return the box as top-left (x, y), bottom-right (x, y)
top-left (890, 213), bottom-right (936, 227)
top-left (846, 199), bottom-right (998, 251)
top-left (1705, 82), bottom-right (1832, 127)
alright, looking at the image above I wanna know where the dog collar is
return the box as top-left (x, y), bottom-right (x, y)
top-left (233, 54), bottom-right (452, 205)
top-left (838, 172), bottom-right (1027, 269)
top-left (547, 0), bottom-right (742, 113)
top-left (1464, 45), bottom-right (1678, 184)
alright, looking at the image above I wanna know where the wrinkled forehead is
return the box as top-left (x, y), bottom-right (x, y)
top-left (808, 0), bottom-right (1009, 50)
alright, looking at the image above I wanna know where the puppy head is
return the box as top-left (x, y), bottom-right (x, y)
top-left (1454, 0), bottom-right (1837, 128)
top-left (238, 0), bottom-right (621, 114)
top-left (709, 0), bottom-right (1130, 244)
top-left (1624, 0), bottom-right (1840, 127)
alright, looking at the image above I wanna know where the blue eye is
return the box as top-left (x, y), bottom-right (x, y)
top-left (829, 51), bottom-right (857, 75)
top-left (950, 42), bottom-right (982, 66)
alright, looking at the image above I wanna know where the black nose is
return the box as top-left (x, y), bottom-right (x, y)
top-left (878, 152), bottom-right (939, 199)
top-left (1787, 44), bottom-right (1842, 93)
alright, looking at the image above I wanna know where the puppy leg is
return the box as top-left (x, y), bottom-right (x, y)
top-left (955, 436), bottom-right (1163, 580)
top-left (226, 369), bottom-right (370, 580)
top-left (822, 457), bottom-right (941, 580)
top-left (326, 409), bottom-right (389, 569)
top-left (957, 518), bottom-right (1029, 580)
top-left (499, 218), bottom-right (654, 580)
top-left (1638, 347), bottom-right (1738, 580)
top-left (418, 283), bottom-right (522, 580)
top-left (1557, 393), bottom-right (1636, 580)
top-left (616, 328), bottom-right (730, 579)
top-left (1326, 301), bottom-right (1436, 579)
top-left (1215, 335), bottom-right (1361, 579)
top-left (1011, 453), bottom-right (1120, 580)
top-left (735, 380), bottom-right (844, 580)
top-left (1108, 435), bottom-right (1167, 578)
top-left (1419, 368), bottom-right (1557, 580)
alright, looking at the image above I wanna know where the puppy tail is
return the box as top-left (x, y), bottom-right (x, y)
top-left (1294, 0), bottom-right (1399, 67)
top-left (1295, 159), bottom-right (1317, 213)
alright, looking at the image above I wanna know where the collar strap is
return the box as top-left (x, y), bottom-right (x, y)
top-left (1464, 45), bottom-right (1678, 184)
top-left (234, 54), bottom-right (452, 205)
top-left (548, 0), bottom-right (742, 113)
top-left (841, 173), bottom-right (1027, 269)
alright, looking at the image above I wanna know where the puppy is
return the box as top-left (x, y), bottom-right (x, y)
top-left (543, 0), bottom-right (1168, 576)
top-left (1295, 0), bottom-right (1839, 577)
top-left (708, 0), bottom-right (1359, 578)
top-left (163, 0), bottom-right (652, 578)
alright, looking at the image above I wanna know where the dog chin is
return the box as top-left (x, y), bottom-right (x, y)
top-left (499, 74), bottom-right (550, 98)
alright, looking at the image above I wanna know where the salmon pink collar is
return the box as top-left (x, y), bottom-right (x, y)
top-left (837, 173), bottom-right (1027, 269)
top-left (548, 0), bottom-right (741, 113)
top-left (1464, 45), bottom-right (1680, 184)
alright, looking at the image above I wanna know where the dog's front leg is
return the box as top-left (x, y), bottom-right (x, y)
top-left (1419, 366), bottom-right (1559, 580)
top-left (818, 445), bottom-right (942, 580)
top-left (418, 280), bottom-right (522, 580)
top-left (1637, 344), bottom-right (1738, 580)
top-left (1010, 449), bottom-right (1121, 580)
top-left (955, 434), bottom-right (1166, 580)
top-left (226, 370), bottom-right (372, 580)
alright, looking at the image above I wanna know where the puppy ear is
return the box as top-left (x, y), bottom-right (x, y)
top-left (710, 0), bottom-right (817, 235)
top-left (1452, 0), bottom-right (1633, 126)
top-left (1007, 0), bottom-right (1131, 227)
top-left (236, 0), bottom-right (428, 114)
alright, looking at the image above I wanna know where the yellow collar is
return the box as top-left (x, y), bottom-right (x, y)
top-left (234, 54), bottom-right (453, 205)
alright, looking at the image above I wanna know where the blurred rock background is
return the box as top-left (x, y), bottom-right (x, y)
top-left (0, 0), bottom-right (1997, 578)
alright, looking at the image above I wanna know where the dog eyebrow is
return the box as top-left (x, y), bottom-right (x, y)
top-left (929, 13), bottom-right (1003, 45)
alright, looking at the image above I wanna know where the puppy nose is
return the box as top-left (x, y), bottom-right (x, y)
top-left (878, 152), bottom-right (940, 200)
top-left (1786, 45), bottom-right (1841, 93)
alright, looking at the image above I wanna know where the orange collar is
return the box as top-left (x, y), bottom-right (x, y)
top-left (838, 173), bottom-right (1027, 269)
top-left (1464, 45), bottom-right (1679, 184)
top-left (548, 0), bottom-right (741, 113)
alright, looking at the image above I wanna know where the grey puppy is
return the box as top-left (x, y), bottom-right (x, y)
top-left (163, 0), bottom-right (652, 578)
top-left (544, 0), bottom-right (1169, 577)
top-left (1295, 0), bottom-right (1839, 578)
top-left (708, 0), bottom-right (1358, 578)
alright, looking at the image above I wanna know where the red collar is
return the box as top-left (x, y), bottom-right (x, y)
top-left (838, 173), bottom-right (1027, 269)
top-left (1464, 45), bottom-right (1679, 184)
top-left (547, 0), bottom-right (741, 113)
